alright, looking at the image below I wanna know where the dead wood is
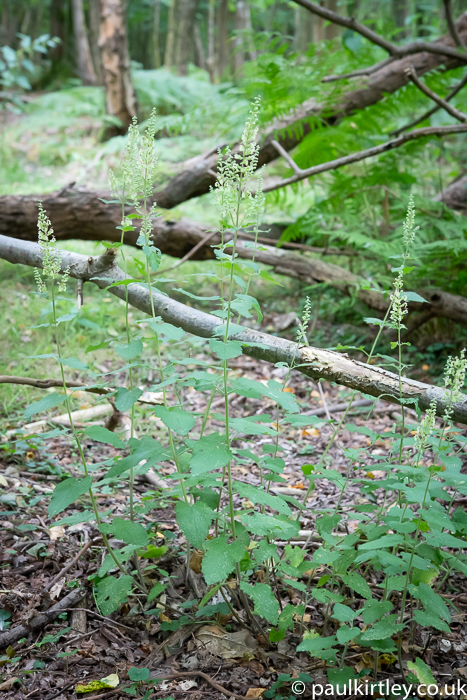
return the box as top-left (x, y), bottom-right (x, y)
top-left (1, 234), bottom-right (467, 424)
top-left (0, 587), bottom-right (85, 649)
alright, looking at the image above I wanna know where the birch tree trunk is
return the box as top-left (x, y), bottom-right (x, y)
top-left (98, 0), bottom-right (138, 137)
top-left (72, 0), bottom-right (97, 85)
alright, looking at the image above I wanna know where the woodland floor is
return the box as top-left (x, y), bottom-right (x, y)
top-left (1, 348), bottom-right (467, 700)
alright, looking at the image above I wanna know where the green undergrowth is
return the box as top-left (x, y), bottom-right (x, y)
top-left (2, 103), bottom-right (467, 695)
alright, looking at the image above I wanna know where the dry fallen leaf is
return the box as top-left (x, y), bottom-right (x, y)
top-left (189, 550), bottom-right (204, 574)
top-left (196, 625), bottom-right (257, 659)
top-left (0, 677), bottom-right (19, 691)
top-left (49, 577), bottom-right (66, 600)
top-left (49, 525), bottom-right (65, 541)
top-left (246, 689), bottom-right (265, 698)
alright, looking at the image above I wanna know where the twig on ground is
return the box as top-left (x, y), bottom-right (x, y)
top-left (155, 230), bottom-right (219, 275)
top-left (150, 671), bottom-right (254, 700)
top-left (59, 608), bottom-right (136, 632)
top-left (0, 588), bottom-right (85, 648)
top-left (44, 538), bottom-right (99, 593)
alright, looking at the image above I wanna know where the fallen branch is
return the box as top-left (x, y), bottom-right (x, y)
top-left (44, 539), bottom-right (98, 593)
top-left (0, 588), bottom-right (85, 649)
top-left (263, 123), bottom-right (467, 193)
top-left (291, 0), bottom-right (467, 63)
top-left (406, 66), bottom-right (467, 123)
top-left (435, 174), bottom-right (467, 209)
top-left (1, 234), bottom-right (467, 424)
top-left (390, 73), bottom-right (467, 136)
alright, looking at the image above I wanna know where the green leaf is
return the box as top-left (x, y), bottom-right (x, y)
top-left (59, 357), bottom-right (88, 370)
top-left (128, 667), bottom-right (149, 683)
top-left (235, 482), bottom-right (291, 515)
top-left (360, 615), bottom-right (404, 641)
top-left (328, 665), bottom-right (356, 688)
top-left (114, 387), bottom-right (143, 411)
top-left (106, 436), bottom-right (169, 479)
top-left (358, 534), bottom-right (402, 550)
top-left (361, 599), bottom-right (393, 624)
top-left (85, 426), bottom-right (126, 449)
top-left (412, 582), bottom-right (450, 621)
top-left (149, 319), bottom-right (185, 341)
top-left (53, 510), bottom-right (96, 527)
top-left (100, 517), bottom-right (148, 546)
top-left (297, 634), bottom-right (338, 658)
top-left (241, 512), bottom-right (300, 538)
top-left (412, 610), bottom-right (450, 633)
top-left (229, 416), bottom-right (277, 436)
top-left (55, 312), bottom-right (78, 324)
top-left (95, 575), bottom-right (133, 616)
top-left (114, 339), bottom-right (143, 360)
top-left (147, 582), bottom-right (167, 603)
top-left (173, 288), bottom-right (220, 301)
top-left (142, 245), bottom-right (161, 271)
top-left (336, 626), bottom-right (360, 644)
top-left (209, 339), bottom-right (243, 360)
top-left (405, 291), bottom-right (428, 303)
top-left (175, 501), bottom-right (213, 548)
top-left (240, 582), bottom-right (279, 624)
top-left (406, 658), bottom-right (436, 686)
top-left (332, 603), bottom-right (358, 623)
top-left (202, 537), bottom-right (245, 585)
top-left (24, 392), bottom-right (67, 420)
top-left (48, 476), bottom-right (93, 517)
top-left (153, 405), bottom-right (195, 436)
top-left (187, 432), bottom-right (232, 475)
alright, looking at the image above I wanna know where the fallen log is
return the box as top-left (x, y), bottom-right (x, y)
top-left (1, 234), bottom-right (466, 424)
top-left (1, 191), bottom-right (466, 327)
top-left (435, 174), bottom-right (467, 210)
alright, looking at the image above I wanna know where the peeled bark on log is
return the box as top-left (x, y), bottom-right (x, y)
top-left (145, 13), bottom-right (467, 210)
top-left (1, 234), bottom-right (466, 425)
top-left (1, 189), bottom-right (466, 327)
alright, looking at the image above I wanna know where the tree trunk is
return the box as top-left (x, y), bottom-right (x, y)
top-left (50, 0), bottom-right (67, 62)
top-left (98, 0), bottom-right (138, 137)
top-left (153, 0), bottom-right (162, 68)
top-left (1, 188), bottom-right (467, 328)
top-left (89, 0), bottom-right (103, 84)
top-left (71, 0), bottom-right (97, 85)
top-left (234, 0), bottom-right (246, 77)
top-left (217, 0), bottom-right (230, 79)
top-left (194, 21), bottom-right (207, 71)
top-left (2, 234), bottom-right (467, 425)
top-left (164, 0), bottom-right (178, 68)
top-left (175, 0), bottom-right (198, 76)
top-left (295, 5), bottom-right (313, 53)
top-left (244, 1), bottom-right (257, 61)
top-left (392, 0), bottom-right (407, 40)
top-left (207, 0), bottom-right (215, 81)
